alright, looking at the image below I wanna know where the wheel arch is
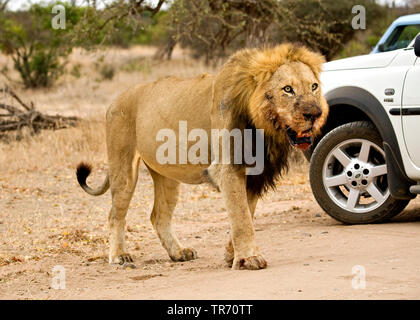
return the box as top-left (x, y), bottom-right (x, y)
top-left (306, 86), bottom-right (415, 200)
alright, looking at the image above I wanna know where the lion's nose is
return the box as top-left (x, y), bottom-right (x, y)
top-left (303, 109), bottom-right (322, 123)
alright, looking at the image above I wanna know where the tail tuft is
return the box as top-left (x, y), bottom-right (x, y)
top-left (76, 162), bottom-right (92, 187)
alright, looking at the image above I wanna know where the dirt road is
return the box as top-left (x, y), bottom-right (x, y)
top-left (1, 161), bottom-right (419, 300)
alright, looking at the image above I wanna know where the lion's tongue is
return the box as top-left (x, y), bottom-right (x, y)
top-left (295, 143), bottom-right (311, 150)
top-left (294, 132), bottom-right (312, 150)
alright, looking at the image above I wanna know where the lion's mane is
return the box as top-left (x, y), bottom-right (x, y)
top-left (216, 44), bottom-right (326, 197)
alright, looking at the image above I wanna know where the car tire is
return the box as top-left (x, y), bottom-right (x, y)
top-left (309, 121), bottom-right (409, 224)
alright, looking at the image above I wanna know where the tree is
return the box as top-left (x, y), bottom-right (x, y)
top-left (162, 0), bottom-right (385, 62)
top-left (164, 0), bottom-right (278, 63)
top-left (72, 0), bottom-right (167, 48)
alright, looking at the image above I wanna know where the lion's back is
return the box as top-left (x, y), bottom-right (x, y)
top-left (134, 73), bottom-right (214, 119)
top-left (107, 73), bottom-right (214, 121)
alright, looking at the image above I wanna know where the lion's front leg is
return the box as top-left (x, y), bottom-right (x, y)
top-left (220, 167), bottom-right (267, 270)
top-left (225, 191), bottom-right (259, 267)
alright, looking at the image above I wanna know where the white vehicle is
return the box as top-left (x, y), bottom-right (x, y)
top-left (306, 34), bottom-right (420, 224)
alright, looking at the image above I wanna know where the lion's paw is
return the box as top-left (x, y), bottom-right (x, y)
top-left (110, 253), bottom-right (136, 269)
top-left (170, 247), bottom-right (197, 262)
top-left (232, 255), bottom-right (267, 270)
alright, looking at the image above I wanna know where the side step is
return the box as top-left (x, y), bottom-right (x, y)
top-left (409, 185), bottom-right (420, 194)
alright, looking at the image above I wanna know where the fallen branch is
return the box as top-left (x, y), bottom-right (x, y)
top-left (0, 86), bottom-right (78, 139)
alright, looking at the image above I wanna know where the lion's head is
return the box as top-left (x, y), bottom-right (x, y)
top-left (221, 43), bottom-right (329, 150)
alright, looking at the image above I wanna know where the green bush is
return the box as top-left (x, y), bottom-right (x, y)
top-left (0, 3), bottom-right (83, 88)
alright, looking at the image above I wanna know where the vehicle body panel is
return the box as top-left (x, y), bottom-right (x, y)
top-left (322, 46), bottom-right (420, 183)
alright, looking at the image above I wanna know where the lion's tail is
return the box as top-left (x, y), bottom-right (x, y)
top-left (76, 162), bottom-right (110, 196)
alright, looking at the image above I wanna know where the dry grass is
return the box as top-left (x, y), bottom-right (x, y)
top-left (0, 120), bottom-right (106, 174)
top-left (1, 46), bottom-right (220, 118)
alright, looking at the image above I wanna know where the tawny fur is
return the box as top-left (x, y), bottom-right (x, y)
top-left (76, 43), bottom-right (329, 270)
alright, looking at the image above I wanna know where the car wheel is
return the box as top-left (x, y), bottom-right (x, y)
top-left (309, 121), bottom-right (409, 224)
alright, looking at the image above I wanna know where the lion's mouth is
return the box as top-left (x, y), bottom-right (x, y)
top-left (286, 126), bottom-right (313, 150)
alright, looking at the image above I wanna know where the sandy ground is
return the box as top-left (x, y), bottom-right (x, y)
top-left (1, 47), bottom-right (420, 300)
top-left (1, 161), bottom-right (420, 300)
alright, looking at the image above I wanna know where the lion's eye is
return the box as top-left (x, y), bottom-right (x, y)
top-left (265, 92), bottom-right (273, 100)
top-left (312, 83), bottom-right (318, 91)
top-left (283, 86), bottom-right (294, 94)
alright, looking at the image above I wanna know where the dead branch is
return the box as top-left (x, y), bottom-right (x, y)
top-left (0, 86), bottom-right (78, 139)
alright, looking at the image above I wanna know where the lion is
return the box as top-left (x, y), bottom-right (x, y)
top-left (76, 43), bottom-right (329, 270)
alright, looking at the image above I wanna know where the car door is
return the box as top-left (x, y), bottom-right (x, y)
top-left (401, 56), bottom-right (420, 167)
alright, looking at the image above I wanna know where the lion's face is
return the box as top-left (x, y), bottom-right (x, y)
top-left (249, 61), bottom-right (328, 150)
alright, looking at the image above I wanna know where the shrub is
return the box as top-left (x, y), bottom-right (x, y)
top-left (0, 3), bottom-right (83, 88)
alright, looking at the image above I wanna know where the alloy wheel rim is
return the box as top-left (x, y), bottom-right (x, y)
top-left (322, 138), bottom-right (389, 213)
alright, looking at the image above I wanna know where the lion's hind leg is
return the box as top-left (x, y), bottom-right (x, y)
top-left (107, 151), bottom-right (140, 267)
top-left (106, 107), bottom-right (140, 267)
top-left (149, 169), bottom-right (197, 262)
